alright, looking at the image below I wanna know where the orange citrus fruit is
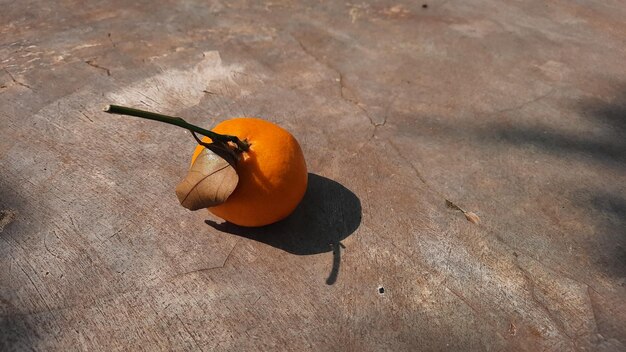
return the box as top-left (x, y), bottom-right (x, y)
top-left (191, 118), bottom-right (307, 227)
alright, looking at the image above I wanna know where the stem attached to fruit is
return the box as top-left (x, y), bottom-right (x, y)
top-left (103, 104), bottom-right (250, 152)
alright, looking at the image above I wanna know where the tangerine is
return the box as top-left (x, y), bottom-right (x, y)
top-left (191, 118), bottom-right (308, 227)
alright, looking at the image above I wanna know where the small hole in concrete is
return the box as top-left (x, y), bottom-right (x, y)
top-left (378, 287), bottom-right (385, 294)
top-left (422, 4), bottom-right (428, 9)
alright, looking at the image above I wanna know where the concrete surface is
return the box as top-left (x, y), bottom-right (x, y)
top-left (1, 0), bottom-right (625, 351)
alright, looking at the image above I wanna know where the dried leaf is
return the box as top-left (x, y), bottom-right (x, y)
top-left (175, 146), bottom-right (239, 210)
top-left (464, 211), bottom-right (481, 224)
top-left (446, 199), bottom-right (479, 224)
top-left (445, 199), bottom-right (462, 211)
top-left (0, 209), bottom-right (17, 233)
top-left (508, 322), bottom-right (517, 336)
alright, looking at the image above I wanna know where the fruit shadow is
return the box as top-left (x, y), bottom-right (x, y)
top-left (205, 173), bottom-right (362, 285)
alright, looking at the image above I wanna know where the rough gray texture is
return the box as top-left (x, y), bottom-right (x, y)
top-left (1, 0), bottom-right (625, 351)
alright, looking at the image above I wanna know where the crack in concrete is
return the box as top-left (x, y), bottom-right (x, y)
top-left (220, 240), bottom-right (238, 267)
top-left (3, 68), bottom-right (32, 89)
top-left (484, 213), bottom-right (603, 298)
top-left (292, 35), bottom-right (384, 135)
top-left (80, 111), bottom-right (94, 123)
top-left (176, 314), bottom-right (205, 352)
top-left (388, 139), bottom-right (430, 186)
top-left (3, 265), bottom-right (219, 319)
top-left (586, 286), bottom-right (600, 337)
top-left (515, 260), bottom-right (578, 346)
top-left (1, 237), bottom-right (240, 319)
top-left (440, 281), bottom-right (506, 341)
top-left (442, 282), bottom-right (481, 316)
top-left (383, 238), bottom-right (507, 341)
top-left (85, 60), bottom-right (111, 76)
top-left (387, 139), bottom-right (478, 224)
top-left (107, 33), bottom-right (116, 48)
top-left (172, 240), bottom-right (239, 278)
top-left (491, 88), bottom-right (557, 117)
top-left (44, 231), bottom-right (62, 260)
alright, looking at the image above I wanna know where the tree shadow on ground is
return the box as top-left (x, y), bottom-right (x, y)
top-left (0, 313), bottom-right (46, 352)
top-left (491, 124), bottom-right (626, 165)
top-left (206, 173), bottom-right (361, 284)
top-left (487, 89), bottom-right (626, 167)
top-left (483, 91), bottom-right (626, 275)
top-left (588, 192), bottom-right (626, 278)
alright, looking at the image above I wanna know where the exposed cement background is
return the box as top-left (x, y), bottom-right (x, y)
top-left (1, 0), bottom-right (625, 351)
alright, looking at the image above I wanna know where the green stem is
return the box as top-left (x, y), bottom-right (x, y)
top-left (103, 104), bottom-right (249, 151)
